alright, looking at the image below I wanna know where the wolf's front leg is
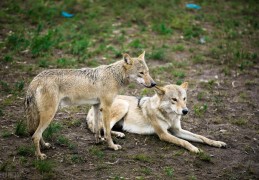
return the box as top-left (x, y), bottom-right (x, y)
top-left (173, 129), bottom-right (227, 148)
top-left (101, 102), bottom-right (122, 150)
top-left (159, 132), bottom-right (200, 153)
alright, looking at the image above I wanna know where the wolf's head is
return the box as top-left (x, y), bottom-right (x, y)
top-left (123, 52), bottom-right (156, 88)
top-left (155, 82), bottom-right (189, 115)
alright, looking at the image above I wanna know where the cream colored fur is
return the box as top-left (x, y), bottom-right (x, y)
top-left (87, 83), bottom-right (226, 153)
top-left (25, 52), bottom-right (155, 159)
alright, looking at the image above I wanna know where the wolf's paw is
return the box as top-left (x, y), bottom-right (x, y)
top-left (213, 141), bottom-right (227, 148)
top-left (115, 132), bottom-right (125, 138)
top-left (190, 146), bottom-right (200, 153)
top-left (44, 143), bottom-right (51, 149)
top-left (110, 144), bottom-right (122, 150)
top-left (37, 153), bottom-right (47, 160)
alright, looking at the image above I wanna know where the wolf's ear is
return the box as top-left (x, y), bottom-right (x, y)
top-left (155, 86), bottom-right (165, 96)
top-left (123, 53), bottom-right (133, 65)
top-left (180, 82), bottom-right (188, 90)
top-left (138, 51), bottom-right (145, 61)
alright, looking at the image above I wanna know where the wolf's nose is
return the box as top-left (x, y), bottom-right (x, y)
top-left (182, 109), bottom-right (188, 115)
top-left (151, 82), bottom-right (157, 87)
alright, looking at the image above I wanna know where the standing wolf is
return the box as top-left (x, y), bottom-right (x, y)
top-left (25, 52), bottom-right (156, 159)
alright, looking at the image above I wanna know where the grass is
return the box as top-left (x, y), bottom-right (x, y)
top-left (132, 154), bottom-right (151, 163)
top-left (14, 120), bottom-right (28, 136)
top-left (230, 118), bottom-right (248, 126)
top-left (1, 130), bottom-right (12, 138)
top-left (197, 152), bottom-right (212, 162)
top-left (17, 145), bottom-right (35, 156)
top-left (193, 104), bottom-right (208, 117)
top-left (164, 167), bottom-right (174, 177)
top-left (89, 146), bottom-right (105, 159)
top-left (34, 160), bottom-right (55, 173)
top-left (43, 122), bottom-right (62, 140)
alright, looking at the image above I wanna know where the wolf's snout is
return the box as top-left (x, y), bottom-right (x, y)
top-left (182, 109), bottom-right (188, 115)
top-left (151, 82), bottom-right (157, 87)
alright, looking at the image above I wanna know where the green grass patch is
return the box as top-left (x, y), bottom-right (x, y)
top-left (149, 48), bottom-right (166, 61)
top-left (14, 120), bottom-right (28, 136)
top-left (193, 104), bottom-right (208, 117)
top-left (152, 23), bottom-right (173, 35)
top-left (1, 130), bottom-right (12, 138)
top-left (89, 146), bottom-right (104, 159)
top-left (17, 145), bottom-right (35, 156)
top-left (164, 166), bottom-right (174, 177)
top-left (132, 154), bottom-right (151, 162)
top-left (230, 118), bottom-right (248, 126)
top-left (43, 122), bottom-right (62, 140)
top-left (197, 152), bottom-right (212, 162)
top-left (34, 159), bottom-right (55, 173)
top-left (172, 44), bottom-right (185, 52)
top-left (172, 71), bottom-right (185, 78)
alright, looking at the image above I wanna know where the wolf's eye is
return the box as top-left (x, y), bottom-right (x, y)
top-left (139, 72), bottom-right (144, 75)
top-left (183, 97), bottom-right (186, 101)
top-left (172, 98), bottom-right (177, 101)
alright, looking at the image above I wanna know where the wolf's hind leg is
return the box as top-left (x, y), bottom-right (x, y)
top-left (93, 103), bottom-right (101, 143)
top-left (32, 93), bottom-right (59, 160)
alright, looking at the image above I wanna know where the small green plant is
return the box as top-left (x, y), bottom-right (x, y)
top-left (172, 44), bottom-right (185, 51)
top-left (69, 119), bottom-right (82, 127)
top-left (149, 48), bottom-right (166, 60)
top-left (15, 81), bottom-right (24, 91)
top-left (89, 146), bottom-right (104, 159)
top-left (184, 26), bottom-right (203, 40)
top-left (43, 122), bottom-right (62, 140)
top-left (17, 145), bottom-right (34, 156)
top-left (56, 135), bottom-right (70, 146)
top-left (129, 39), bottom-right (145, 49)
top-left (71, 154), bottom-right (84, 164)
top-left (230, 118), bottom-right (247, 126)
top-left (152, 23), bottom-right (173, 35)
top-left (193, 104), bottom-right (208, 117)
top-left (140, 167), bottom-right (152, 175)
top-left (34, 160), bottom-right (55, 173)
top-left (164, 166), bottom-right (174, 177)
top-left (197, 92), bottom-right (205, 101)
top-left (192, 54), bottom-right (205, 64)
top-left (132, 154), bottom-right (151, 162)
top-left (86, 59), bottom-right (100, 67)
top-left (197, 151), bottom-right (211, 162)
top-left (3, 55), bottom-right (13, 63)
top-left (1, 130), bottom-right (12, 138)
top-left (173, 71), bottom-right (185, 78)
top-left (15, 120), bottom-right (28, 136)
top-left (56, 58), bottom-right (75, 68)
top-left (0, 81), bottom-right (10, 93)
top-left (189, 175), bottom-right (197, 180)
top-left (141, 88), bottom-right (153, 96)
top-left (38, 59), bottom-right (49, 68)
top-left (176, 79), bottom-right (183, 85)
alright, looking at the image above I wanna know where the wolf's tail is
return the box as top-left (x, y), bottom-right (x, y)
top-left (24, 89), bottom-right (40, 135)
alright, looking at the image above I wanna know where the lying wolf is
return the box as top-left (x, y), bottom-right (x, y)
top-left (25, 52), bottom-right (156, 159)
top-left (87, 82), bottom-right (226, 153)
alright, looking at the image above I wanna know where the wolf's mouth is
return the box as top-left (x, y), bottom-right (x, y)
top-left (140, 83), bottom-right (153, 88)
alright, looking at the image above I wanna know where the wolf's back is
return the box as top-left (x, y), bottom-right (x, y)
top-left (24, 87), bottom-right (40, 135)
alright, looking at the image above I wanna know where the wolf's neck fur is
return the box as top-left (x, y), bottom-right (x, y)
top-left (105, 60), bottom-right (128, 87)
